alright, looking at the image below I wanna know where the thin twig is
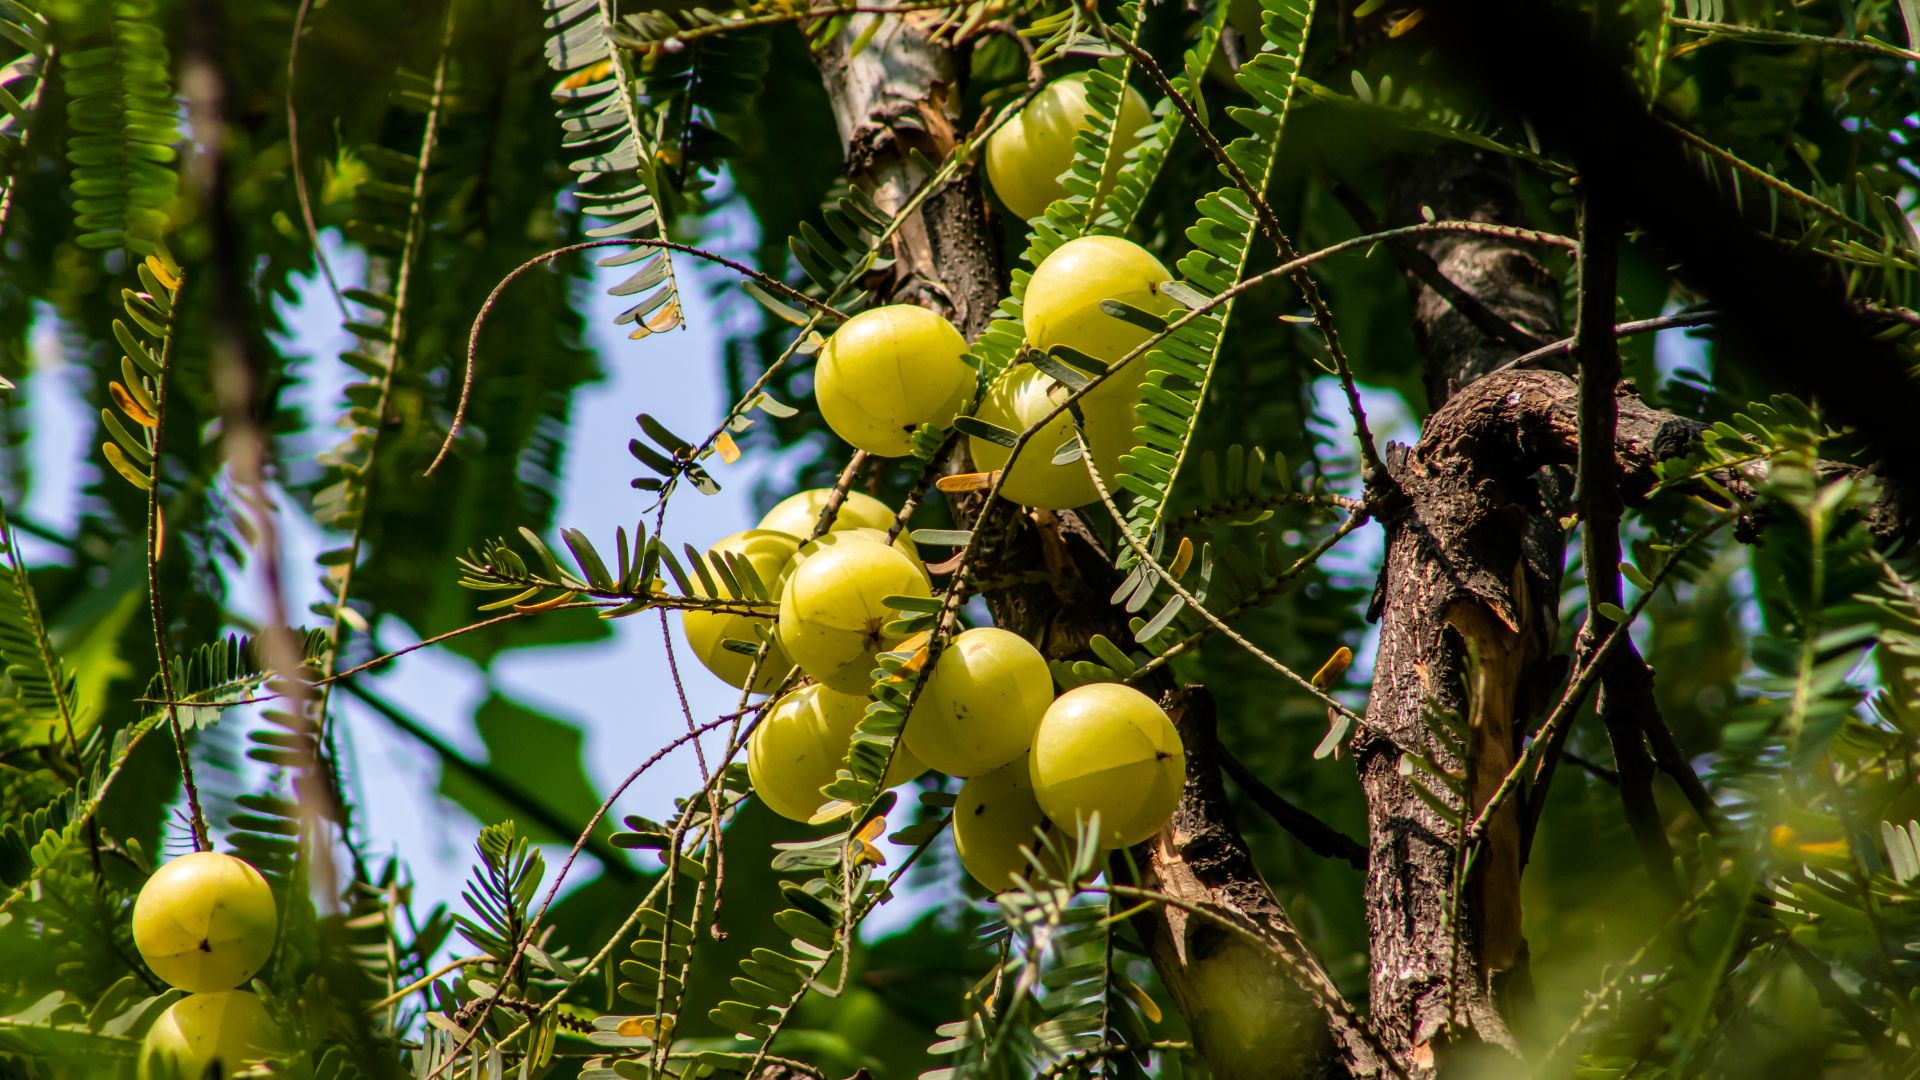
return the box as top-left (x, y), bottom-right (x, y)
top-left (368, 955), bottom-right (494, 1012)
top-left (426, 238), bottom-right (850, 475)
top-left (137, 607), bottom-right (592, 709)
top-left (341, 681), bottom-right (640, 880)
top-left (1669, 17), bottom-right (1920, 64)
top-left (1500, 308), bottom-right (1722, 372)
top-left (1082, 447), bottom-right (1371, 730)
top-left (1126, 509), bottom-right (1371, 683)
top-left (285, 0), bottom-right (345, 317)
top-left (1219, 749), bottom-right (1367, 869)
top-left (1570, 193), bottom-right (1678, 899)
top-left (425, 709), bottom-right (746, 1077)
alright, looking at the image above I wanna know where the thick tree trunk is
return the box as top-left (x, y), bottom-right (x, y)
top-left (1360, 151), bottom-right (1568, 1065)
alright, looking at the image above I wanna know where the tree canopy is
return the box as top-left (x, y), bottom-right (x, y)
top-left (0, 0), bottom-right (1917, 1077)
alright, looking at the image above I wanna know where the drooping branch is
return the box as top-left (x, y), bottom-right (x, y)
top-left (1571, 193), bottom-right (1679, 901)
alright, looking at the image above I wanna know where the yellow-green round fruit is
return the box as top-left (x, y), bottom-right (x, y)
top-left (758, 489), bottom-right (920, 564)
top-left (1025, 234), bottom-right (1179, 369)
top-left (906, 627), bottom-right (1053, 777)
top-left (132, 852), bottom-right (278, 993)
top-left (1029, 683), bottom-right (1184, 848)
top-left (953, 756), bottom-right (1065, 891)
top-left (682, 529), bottom-right (801, 694)
top-left (777, 533), bottom-right (933, 693)
top-left (749, 683), bottom-right (927, 822)
top-left (985, 73), bottom-right (1152, 221)
top-left (815, 305), bottom-right (977, 458)
top-left (973, 237), bottom-right (1179, 507)
top-left (966, 365), bottom-right (1094, 509)
top-left (788, 526), bottom-right (927, 582)
top-left (139, 990), bottom-right (280, 1080)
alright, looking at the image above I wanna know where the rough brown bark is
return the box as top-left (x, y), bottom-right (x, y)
top-left (1358, 353), bottom-right (1746, 1065)
top-left (813, 14), bottom-right (1001, 334)
top-left (1362, 153), bottom-right (1568, 1065)
top-left (1384, 151), bottom-right (1566, 407)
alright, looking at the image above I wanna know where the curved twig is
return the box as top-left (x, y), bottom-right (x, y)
top-left (285, 0), bottom-right (346, 317)
top-left (425, 239), bottom-right (851, 476)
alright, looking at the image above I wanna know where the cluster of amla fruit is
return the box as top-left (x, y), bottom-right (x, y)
top-left (679, 72), bottom-right (1193, 890)
top-left (683, 494), bottom-right (1187, 890)
top-left (732, 614), bottom-right (1186, 893)
top-left (810, 235), bottom-right (1178, 508)
top-left (687, 274), bottom-right (1187, 891)
top-left (129, 851), bottom-right (283, 1078)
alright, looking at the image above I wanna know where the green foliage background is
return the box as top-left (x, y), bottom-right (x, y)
top-left (0, 0), bottom-right (1916, 1075)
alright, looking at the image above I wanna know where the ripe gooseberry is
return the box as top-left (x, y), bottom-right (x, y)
top-left (1024, 235), bottom-right (1179, 369)
top-left (984, 73), bottom-right (1152, 221)
top-left (1029, 683), bottom-right (1185, 848)
top-left (969, 236), bottom-right (1180, 507)
top-left (681, 529), bottom-right (800, 694)
top-left (132, 851), bottom-right (278, 993)
top-left (777, 532), bottom-right (932, 693)
top-left (749, 683), bottom-right (926, 822)
top-left (757, 488), bottom-right (920, 564)
top-left (815, 305), bottom-right (976, 458)
top-left (953, 755), bottom-right (1067, 891)
top-left (139, 990), bottom-right (281, 1080)
top-left (965, 365), bottom-right (1097, 509)
top-left (788, 525), bottom-right (927, 582)
top-left (906, 627), bottom-right (1053, 777)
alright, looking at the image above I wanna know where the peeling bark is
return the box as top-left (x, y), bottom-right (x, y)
top-left (1363, 153), bottom-right (1568, 1065)
top-left (1362, 357), bottom-right (1741, 1065)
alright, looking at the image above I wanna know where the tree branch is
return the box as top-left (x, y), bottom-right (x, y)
top-left (1570, 192), bottom-right (1679, 901)
top-left (806, 19), bottom-right (1364, 1077)
top-left (1421, 0), bottom-right (1920, 502)
top-left (1362, 151), bottom-right (1568, 1064)
top-left (1135, 688), bottom-right (1384, 1077)
top-left (1220, 748), bottom-right (1368, 871)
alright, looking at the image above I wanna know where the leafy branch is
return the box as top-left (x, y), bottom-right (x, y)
top-left (97, 253), bottom-right (210, 850)
top-left (312, 3), bottom-right (456, 753)
top-left (455, 523), bottom-right (780, 618)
